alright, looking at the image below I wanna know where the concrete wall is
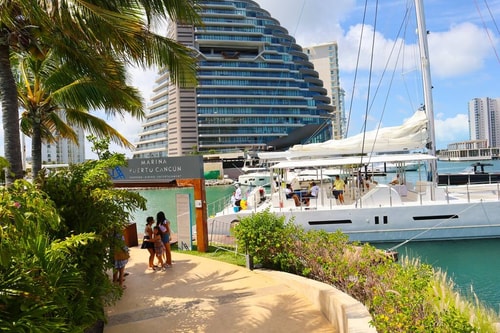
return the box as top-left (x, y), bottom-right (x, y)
top-left (261, 270), bottom-right (377, 333)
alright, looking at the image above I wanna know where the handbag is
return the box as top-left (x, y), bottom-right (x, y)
top-left (141, 235), bottom-right (150, 249)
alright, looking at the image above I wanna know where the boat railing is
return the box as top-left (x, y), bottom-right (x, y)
top-left (344, 179), bottom-right (500, 209)
top-left (207, 195), bottom-right (232, 217)
top-left (443, 182), bottom-right (500, 203)
top-left (208, 186), bottom-right (268, 216)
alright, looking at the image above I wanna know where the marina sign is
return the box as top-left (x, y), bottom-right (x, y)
top-left (110, 156), bottom-right (204, 183)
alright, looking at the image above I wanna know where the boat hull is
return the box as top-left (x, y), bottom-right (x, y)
top-left (209, 200), bottom-right (500, 243)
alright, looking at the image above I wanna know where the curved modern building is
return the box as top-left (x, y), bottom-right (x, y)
top-left (134, 0), bottom-right (333, 158)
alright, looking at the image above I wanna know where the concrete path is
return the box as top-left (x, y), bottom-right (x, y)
top-left (104, 246), bottom-right (335, 333)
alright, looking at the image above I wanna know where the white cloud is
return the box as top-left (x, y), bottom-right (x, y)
top-left (434, 113), bottom-right (470, 145)
top-left (256, 0), bottom-right (355, 46)
top-left (127, 65), bottom-right (158, 102)
top-left (429, 23), bottom-right (497, 78)
top-left (339, 24), bottom-right (415, 73)
top-left (101, 113), bottom-right (143, 158)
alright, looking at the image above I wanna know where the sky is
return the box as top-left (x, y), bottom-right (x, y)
top-left (2, 0), bottom-right (500, 159)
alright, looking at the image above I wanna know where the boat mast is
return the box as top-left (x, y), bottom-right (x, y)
top-left (415, 0), bottom-right (437, 199)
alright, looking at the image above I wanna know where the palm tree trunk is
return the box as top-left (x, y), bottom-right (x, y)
top-left (0, 40), bottom-right (24, 183)
top-left (31, 120), bottom-right (42, 178)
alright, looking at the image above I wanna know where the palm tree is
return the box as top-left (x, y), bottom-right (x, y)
top-left (17, 47), bottom-right (144, 178)
top-left (0, 0), bottom-right (201, 181)
top-left (0, 4), bottom-right (30, 182)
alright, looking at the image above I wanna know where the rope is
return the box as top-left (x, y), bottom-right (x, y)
top-left (474, 0), bottom-right (500, 64)
top-left (360, 0), bottom-right (379, 159)
top-left (387, 200), bottom-right (490, 252)
top-left (345, 0), bottom-right (369, 137)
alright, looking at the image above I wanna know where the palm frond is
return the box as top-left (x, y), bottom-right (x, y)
top-left (43, 111), bottom-right (78, 143)
top-left (64, 111), bottom-right (134, 149)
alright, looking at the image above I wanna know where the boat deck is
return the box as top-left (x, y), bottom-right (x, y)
top-left (211, 180), bottom-right (500, 223)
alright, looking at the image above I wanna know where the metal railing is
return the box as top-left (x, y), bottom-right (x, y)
top-left (208, 219), bottom-right (242, 255)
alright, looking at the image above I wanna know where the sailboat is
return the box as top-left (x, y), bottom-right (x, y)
top-left (208, 0), bottom-right (500, 243)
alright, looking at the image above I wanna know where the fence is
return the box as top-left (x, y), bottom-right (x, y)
top-left (208, 219), bottom-right (241, 255)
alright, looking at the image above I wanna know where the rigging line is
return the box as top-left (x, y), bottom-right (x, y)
top-left (397, 0), bottom-right (421, 114)
top-left (360, 0), bottom-right (380, 163)
top-left (287, 0), bottom-right (328, 144)
top-left (304, 114), bottom-right (334, 144)
top-left (474, 0), bottom-right (500, 64)
top-left (345, 0), bottom-right (370, 137)
top-left (292, 0), bottom-right (307, 39)
top-left (365, 4), bottom-right (414, 160)
top-left (387, 201), bottom-right (487, 252)
top-left (483, 0), bottom-right (500, 35)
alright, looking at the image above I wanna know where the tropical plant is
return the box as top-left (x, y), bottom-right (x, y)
top-left (0, 155), bottom-right (146, 331)
top-left (0, 0), bottom-right (201, 181)
top-left (234, 209), bottom-right (291, 269)
top-left (0, 179), bottom-right (97, 332)
top-left (0, 156), bottom-right (11, 184)
top-left (17, 46), bottom-right (143, 178)
top-left (38, 155), bottom-right (146, 331)
top-left (87, 135), bottom-right (113, 161)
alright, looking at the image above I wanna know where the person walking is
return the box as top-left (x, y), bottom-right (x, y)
top-left (141, 216), bottom-right (156, 270)
top-left (157, 211), bottom-right (172, 267)
top-left (333, 175), bottom-right (345, 204)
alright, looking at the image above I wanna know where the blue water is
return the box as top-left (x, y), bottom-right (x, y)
top-left (129, 160), bottom-right (500, 311)
top-left (373, 160), bottom-right (500, 310)
top-left (130, 185), bottom-right (234, 234)
top-left (376, 239), bottom-right (500, 312)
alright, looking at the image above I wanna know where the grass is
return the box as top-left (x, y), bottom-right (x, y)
top-left (172, 244), bottom-right (247, 267)
top-left (422, 257), bottom-right (499, 331)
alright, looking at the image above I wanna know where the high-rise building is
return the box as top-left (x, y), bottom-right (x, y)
top-left (469, 97), bottom-right (500, 147)
top-left (134, 69), bottom-right (170, 158)
top-left (133, 0), bottom-right (333, 158)
top-left (303, 42), bottom-right (346, 139)
top-left (41, 120), bottom-right (86, 164)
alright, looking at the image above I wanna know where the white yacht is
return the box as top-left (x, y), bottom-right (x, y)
top-left (237, 171), bottom-right (272, 187)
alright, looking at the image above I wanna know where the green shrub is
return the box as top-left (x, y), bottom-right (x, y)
top-left (0, 180), bottom-right (95, 332)
top-left (234, 209), bottom-right (292, 269)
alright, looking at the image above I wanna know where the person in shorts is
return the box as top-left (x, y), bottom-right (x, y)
top-left (333, 175), bottom-right (345, 204)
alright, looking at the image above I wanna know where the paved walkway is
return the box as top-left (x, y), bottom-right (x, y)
top-left (104, 246), bottom-right (335, 333)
